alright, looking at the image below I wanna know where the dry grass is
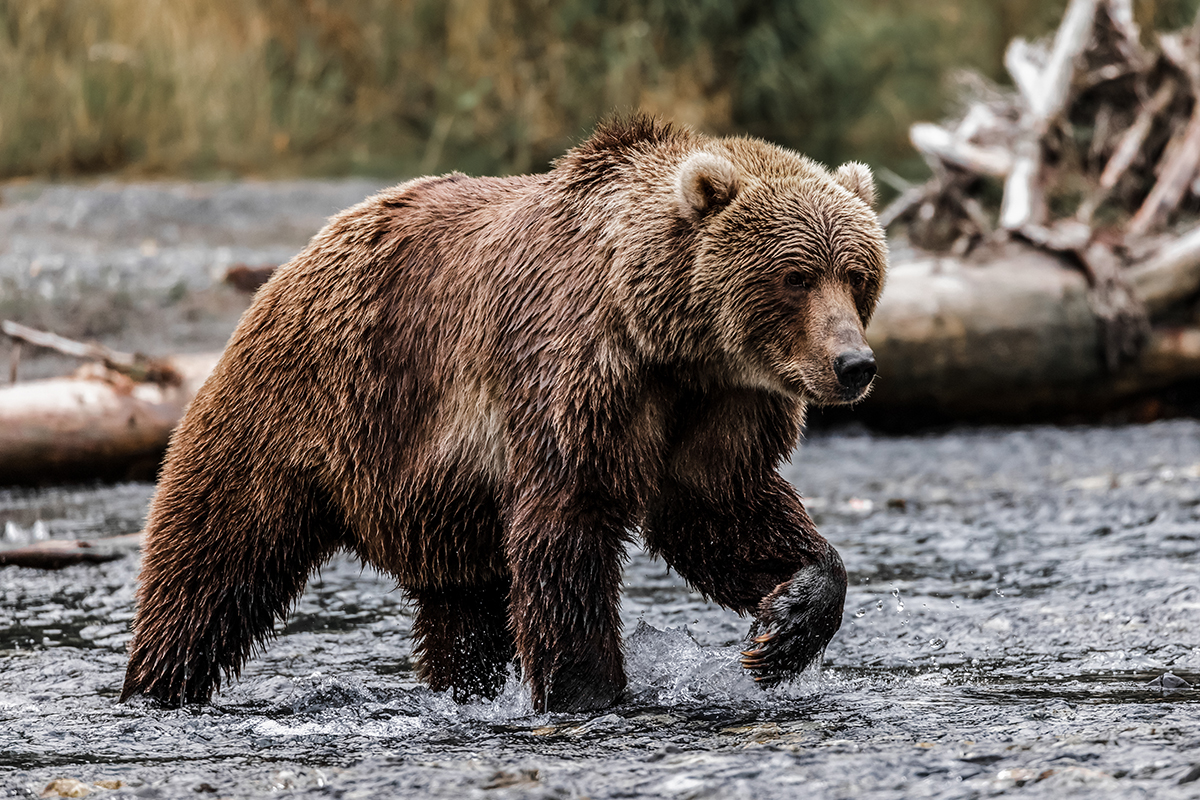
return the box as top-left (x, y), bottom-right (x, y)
top-left (0, 0), bottom-right (1195, 180)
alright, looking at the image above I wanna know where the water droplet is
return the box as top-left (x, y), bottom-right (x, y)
top-left (854, 608), bottom-right (866, 618)
top-left (929, 638), bottom-right (946, 651)
top-left (876, 600), bottom-right (884, 611)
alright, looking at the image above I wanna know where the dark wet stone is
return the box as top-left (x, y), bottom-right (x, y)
top-left (1147, 673), bottom-right (1192, 692)
top-left (959, 753), bottom-right (1005, 765)
top-left (645, 745), bottom-right (683, 762)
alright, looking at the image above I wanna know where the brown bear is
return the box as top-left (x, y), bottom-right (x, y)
top-left (120, 116), bottom-right (886, 713)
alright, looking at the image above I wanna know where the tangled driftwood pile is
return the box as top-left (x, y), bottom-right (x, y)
top-left (891, 0), bottom-right (1200, 247)
top-left (868, 0), bottom-right (1200, 417)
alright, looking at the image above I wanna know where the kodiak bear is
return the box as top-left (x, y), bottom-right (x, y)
top-left (121, 116), bottom-right (887, 713)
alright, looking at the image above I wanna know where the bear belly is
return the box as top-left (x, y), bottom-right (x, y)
top-left (361, 465), bottom-right (509, 592)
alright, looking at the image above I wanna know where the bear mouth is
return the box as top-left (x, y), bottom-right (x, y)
top-left (836, 380), bottom-right (874, 405)
top-left (796, 373), bottom-right (874, 406)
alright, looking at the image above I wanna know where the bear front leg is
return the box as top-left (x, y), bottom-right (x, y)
top-left (410, 577), bottom-right (515, 702)
top-left (738, 538), bottom-right (846, 685)
top-left (643, 472), bottom-right (847, 685)
top-left (507, 494), bottom-right (630, 713)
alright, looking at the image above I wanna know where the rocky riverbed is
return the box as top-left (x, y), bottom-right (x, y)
top-left (2, 421), bottom-right (1199, 799)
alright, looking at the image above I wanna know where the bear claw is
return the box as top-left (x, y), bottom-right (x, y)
top-left (739, 640), bottom-right (780, 676)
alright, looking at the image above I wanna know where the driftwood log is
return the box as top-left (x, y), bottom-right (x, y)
top-left (868, 241), bottom-right (1200, 417)
top-left (0, 352), bottom-right (218, 485)
top-left (2, 320), bottom-right (181, 385)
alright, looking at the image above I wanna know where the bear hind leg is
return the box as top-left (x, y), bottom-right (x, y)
top-left (410, 577), bottom-right (515, 703)
top-left (121, 480), bottom-right (348, 706)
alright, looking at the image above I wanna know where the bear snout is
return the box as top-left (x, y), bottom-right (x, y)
top-left (833, 348), bottom-right (876, 397)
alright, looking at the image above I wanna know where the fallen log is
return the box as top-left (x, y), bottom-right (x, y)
top-left (865, 242), bottom-right (1200, 418)
top-left (0, 353), bottom-right (218, 485)
top-left (867, 245), bottom-right (1100, 413)
top-left (2, 320), bottom-right (180, 385)
top-left (8, 228), bottom-right (1200, 485)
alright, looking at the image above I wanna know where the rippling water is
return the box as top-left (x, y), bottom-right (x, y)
top-left (2, 421), bottom-right (1199, 798)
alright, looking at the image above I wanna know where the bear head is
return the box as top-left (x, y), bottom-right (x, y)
top-left (677, 143), bottom-right (887, 405)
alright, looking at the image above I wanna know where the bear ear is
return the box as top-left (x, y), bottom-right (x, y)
top-left (676, 152), bottom-right (741, 220)
top-left (834, 161), bottom-right (877, 208)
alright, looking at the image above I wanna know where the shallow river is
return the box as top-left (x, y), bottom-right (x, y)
top-left (2, 421), bottom-right (1199, 799)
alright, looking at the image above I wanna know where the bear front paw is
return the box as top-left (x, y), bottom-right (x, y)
top-left (739, 556), bottom-right (847, 685)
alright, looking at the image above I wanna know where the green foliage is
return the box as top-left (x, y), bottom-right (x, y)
top-left (0, 0), bottom-right (1196, 180)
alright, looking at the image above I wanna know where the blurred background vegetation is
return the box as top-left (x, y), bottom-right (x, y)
top-left (1, 0), bottom-right (1198, 184)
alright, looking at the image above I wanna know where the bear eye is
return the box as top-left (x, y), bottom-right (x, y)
top-left (784, 271), bottom-right (810, 291)
top-left (850, 272), bottom-right (869, 292)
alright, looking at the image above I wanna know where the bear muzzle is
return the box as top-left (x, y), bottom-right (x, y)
top-left (833, 347), bottom-right (876, 399)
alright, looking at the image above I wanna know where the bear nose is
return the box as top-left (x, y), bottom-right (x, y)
top-left (834, 348), bottom-right (876, 392)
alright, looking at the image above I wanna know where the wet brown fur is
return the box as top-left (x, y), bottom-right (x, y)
top-left (121, 116), bottom-right (887, 712)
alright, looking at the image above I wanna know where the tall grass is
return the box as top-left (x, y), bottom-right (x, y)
top-left (1, 0), bottom-right (1196, 180)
